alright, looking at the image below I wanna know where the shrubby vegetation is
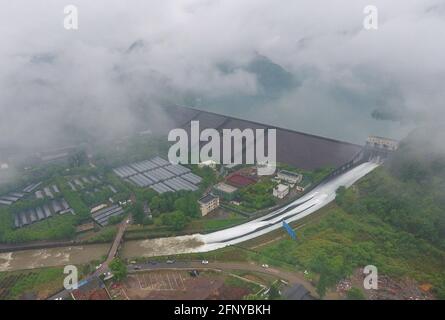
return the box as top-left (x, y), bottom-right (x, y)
top-left (55, 177), bottom-right (90, 222)
top-left (150, 191), bottom-right (199, 217)
top-left (154, 191), bottom-right (199, 229)
top-left (0, 267), bottom-right (68, 299)
top-left (161, 211), bottom-right (188, 231)
top-left (239, 180), bottom-right (276, 210)
top-left (346, 287), bottom-right (366, 300)
top-left (0, 209), bottom-right (76, 243)
top-left (127, 190), bottom-right (200, 231)
top-left (337, 135), bottom-right (445, 248)
top-left (257, 207), bottom-right (445, 298)
top-left (190, 166), bottom-right (219, 193)
top-left (109, 258), bottom-right (127, 281)
top-left (83, 225), bottom-right (117, 244)
top-left (276, 163), bottom-right (335, 186)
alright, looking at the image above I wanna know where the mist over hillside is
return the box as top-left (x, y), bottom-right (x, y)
top-left (389, 124), bottom-right (445, 183)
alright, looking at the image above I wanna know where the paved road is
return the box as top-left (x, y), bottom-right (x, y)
top-left (127, 260), bottom-right (318, 297)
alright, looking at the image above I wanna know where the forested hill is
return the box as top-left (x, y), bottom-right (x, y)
top-left (317, 126), bottom-right (443, 298)
top-left (253, 127), bottom-right (445, 299)
top-left (339, 125), bottom-right (445, 248)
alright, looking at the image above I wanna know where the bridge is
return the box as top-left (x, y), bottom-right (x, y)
top-left (94, 219), bottom-right (129, 276)
top-left (48, 219), bottom-right (129, 300)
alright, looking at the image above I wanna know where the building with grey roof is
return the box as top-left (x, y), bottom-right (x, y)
top-left (282, 284), bottom-right (314, 300)
top-left (92, 205), bottom-right (125, 227)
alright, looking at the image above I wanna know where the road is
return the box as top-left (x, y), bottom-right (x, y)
top-left (127, 260), bottom-right (318, 297)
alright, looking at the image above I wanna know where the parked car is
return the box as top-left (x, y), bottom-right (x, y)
top-left (261, 264), bottom-right (269, 268)
top-left (166, 260), bottom-right (175, 264)
top-left (201, 260), bottom-right (209, 265)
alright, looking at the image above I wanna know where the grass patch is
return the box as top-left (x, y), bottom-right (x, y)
top-left (0, 267), bottom-right (76, 300)
top-left (83, 225), bottom-right (118, 244)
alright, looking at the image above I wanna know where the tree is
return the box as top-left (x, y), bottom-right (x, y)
top-left (142, 216), bottom-right (153, 225)
top-left (316, 274), bottom-right (329, 298)
top-left (174, 194), bottom-right (200, 218)
top-left (108, 215), bottom-right (124, 225)
top-left (161, 211), bottom-right (187, 231)
top-left (69, 150), bottom-right (88, 168)
top-left (346, 287), bottom-right (366, 300)
top-left (268, 285), bottom-right (281, 300)
top-left (150, 196), bottom-right (161, 212)
top-left (171, 212), bottom-right (187, 230)
top-left (109, 258), bottom-right (127, 281)
top-left (131, 201), bottom-right (144, 224)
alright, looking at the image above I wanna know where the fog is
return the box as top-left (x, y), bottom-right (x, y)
top-left (0, 0), bottom-right (444, 157)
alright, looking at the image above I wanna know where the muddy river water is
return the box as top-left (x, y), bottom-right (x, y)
top-left (0, 237), bottom-right (204, 272)
top-left (0, 244), bottom-right (110, 272)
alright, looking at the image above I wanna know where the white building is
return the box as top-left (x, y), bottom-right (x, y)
top-left (277, 170), bottom-right (303, 184)
top-left (296, 185), bottom-right (305, 192)
top-left (273, 184), bottom-right (289, 199)
top-left (90, 203), bottom-right (108, 214)
top-left (256, 161), bottom-right (277, 176)
top-left (366, 136), bottom-right (399, 151)
top-left (199, 160), bottom-right (217, 169)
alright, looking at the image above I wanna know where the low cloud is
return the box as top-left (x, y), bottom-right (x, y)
top-left (0, 0), bottom-right (444, 155)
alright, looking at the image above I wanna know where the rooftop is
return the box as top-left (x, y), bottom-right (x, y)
top-left (92, 204), bottom-right (124, 226)
top-left (282, 284), bottom-right (313, 300)
top-left (278, 170), bottom-right (302, 177)
top-left (226, 173), bottom-right (256, 187)
top-left (275, 184), bottom-right (289, 192)
top-left (368, 136), bottom-right (399, 143)
top-left (213, 182), bottom-right (238, 193)
top-left (71, 277), bottom-right (110, 300)
top-left (198, 193), bottom-right (219, 204)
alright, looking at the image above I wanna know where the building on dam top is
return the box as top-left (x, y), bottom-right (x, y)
top-left (366, 136), bottom-right (399, 151)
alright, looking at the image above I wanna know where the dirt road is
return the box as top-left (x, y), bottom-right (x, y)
top-left (127, 260), bottom-right (318, 298)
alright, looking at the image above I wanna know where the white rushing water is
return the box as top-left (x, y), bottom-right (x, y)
top-left (194, 161), bottom-right (379, 251)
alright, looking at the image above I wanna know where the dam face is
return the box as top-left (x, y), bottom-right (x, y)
top-left (162, 105), bottom-right (363, 171)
